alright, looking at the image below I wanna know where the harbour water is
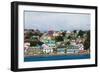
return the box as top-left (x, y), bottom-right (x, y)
top-left (24, 54), bottom-right (90, 62)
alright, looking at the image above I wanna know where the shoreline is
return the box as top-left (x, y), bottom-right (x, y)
top-left (24, 53), bottom-right (90, 57)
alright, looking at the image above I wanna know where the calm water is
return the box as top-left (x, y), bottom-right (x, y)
top-left (24, 54), bottom-right (90, 62)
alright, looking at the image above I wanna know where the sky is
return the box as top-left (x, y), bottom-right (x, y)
top-left (24, 11), bottom-right (90, 31)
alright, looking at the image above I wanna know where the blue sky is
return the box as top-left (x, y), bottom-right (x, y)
top-left (24, 11), bottom-right (90, 31)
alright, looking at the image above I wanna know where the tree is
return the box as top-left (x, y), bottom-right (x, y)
top-left (77, 30), bottom-right (84, 38)
top-left (83, 31), bottom-right (90, 50)
top-left (55, 36), bottom-right (64, 42)
top-left (65, 41), bottom-right (70, 45)
top-left (62, 31), bottom-right (66, 37)
top-left (28, 31), bottom-right (33, 38)
top-left (30, 36), bottom-right (39, 46)
top-left (73, 30), bottom-right (77, 33)
top-left (67, 36), bottom-right (72, 40)
top-left (36, 29), bottom-right (40, 33)
top-left (73, 30), bottom-right (77, 39)
top-left (64, 41), bottom-right (70, 54)
top-left (24, 31), bottom-right (33, 40)
top-left (38, 41), bottom-right (44, 46)
top-left (30, 41), bottom-right (38, 46)
top-left (34, 29), bottom-right (43, 37)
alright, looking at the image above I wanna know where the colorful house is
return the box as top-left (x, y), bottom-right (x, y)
top-left (66, 45), bottom-right (79, 54)
top-left (30, 35), bottom-right (39, 41)
top-left (47, 40), bottom-right (56, 47)
top-left (42, 44), bottom-right (53, 54)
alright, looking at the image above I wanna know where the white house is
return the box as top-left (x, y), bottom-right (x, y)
top-left (24, 42), bottom-right (30, 53)
top-left (77, 43), bottom-right (84, 50)
top-left (42, 44), bottom-right (53, 54)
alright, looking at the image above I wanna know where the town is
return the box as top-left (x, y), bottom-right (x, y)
top-left (24, 29), bottom-right (90, 57)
